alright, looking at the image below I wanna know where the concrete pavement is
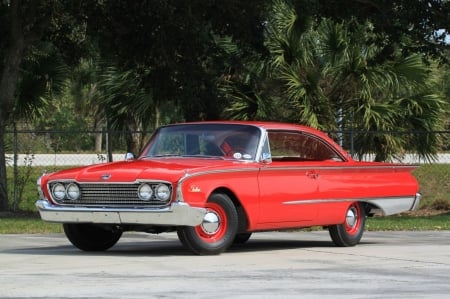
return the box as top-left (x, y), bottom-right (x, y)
top-left (0, 230), bottom-right (449, 298)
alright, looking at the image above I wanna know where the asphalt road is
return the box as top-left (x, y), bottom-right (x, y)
top-left (1, 230), bottom-right (449, 299)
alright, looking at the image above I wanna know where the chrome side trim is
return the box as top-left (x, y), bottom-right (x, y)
top-left (284, 198), bottom-right (353, 205)
top-left (283, 195), bottom-right (421, 216)
top-left (35, 199), bottom-right (206, 226)
top-left (176, 171), bottom-right (192, 203)
top-left (175, 168), bottom-right (260, 202)
top-left (260, 164), bottom-right (418, 171)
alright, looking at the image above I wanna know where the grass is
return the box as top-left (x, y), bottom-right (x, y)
top-left (366, 214), bottom-right (450, 231)
top-left (0, 215), bottom-right (63, 234)
top-left (1, 164), bottom-right (449, 234)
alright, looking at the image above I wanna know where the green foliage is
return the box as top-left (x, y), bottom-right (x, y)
top-left (14, 42), bottom-right (68, 121)
top-left (413, 164), bottom-right (450, 210)
top-left (254, 1), bottom-right (447, 162)
top-left (7, 166), bottom-right (48, 212)
top-left (11, 154), bottom-right (35, 212)
top-left (32, 95), bottom-right (96, 152)
top-left (312, 0), bottom-right (450, 61)
top-left (0, 216), bottom-right (63, 234)
top-left (82, 0), bottom-right (269, 123)
top-left (5, 0), bottom-right (448, 159)
top-left (366, 214), bottom-right (450, 231)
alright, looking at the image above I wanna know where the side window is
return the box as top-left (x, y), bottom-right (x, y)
top-left (268, 131), bottom-right (343, 162)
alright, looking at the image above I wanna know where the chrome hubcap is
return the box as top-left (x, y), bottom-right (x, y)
top-left (201, 211), bottom-right (220, 234)
top-left (346, 207), bottom-right (357, 228)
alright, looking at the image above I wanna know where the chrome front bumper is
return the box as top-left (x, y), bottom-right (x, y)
top-left (35, 199), bottom-right (206, 226)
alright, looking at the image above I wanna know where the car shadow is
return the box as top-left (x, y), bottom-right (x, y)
top-left (4, 237), bottom-right (377, 257)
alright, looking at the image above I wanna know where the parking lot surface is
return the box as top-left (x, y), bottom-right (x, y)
top-left (1, 230), bottom-right (450, 298)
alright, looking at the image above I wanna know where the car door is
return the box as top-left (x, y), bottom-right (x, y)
top-left (257, 130), bottom-right (345, 226)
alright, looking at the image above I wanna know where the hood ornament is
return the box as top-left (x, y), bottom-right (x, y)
top-left (101, 174), bottom-right (112, 180)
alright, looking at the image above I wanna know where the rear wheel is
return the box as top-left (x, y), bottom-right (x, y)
top-left (63, 223), bottom-right (122, 251)
top-left (329, 202), bottom-right (366, 247)
top-left (177, 193), bottom-right (238, 255)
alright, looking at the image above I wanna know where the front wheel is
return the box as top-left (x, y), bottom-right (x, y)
top-left (328, 202), bottom-right (366, 247)
top-left (63, 223), bottom-right (122, 251)
top-left (177, 193), bottom-right (238, 255)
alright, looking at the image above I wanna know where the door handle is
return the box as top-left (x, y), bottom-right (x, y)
top-left (306, 171), bottom-right (319, 179)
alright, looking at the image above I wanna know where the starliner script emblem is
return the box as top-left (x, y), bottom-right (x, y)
top-left (101, 174), bottom-right (111, 180)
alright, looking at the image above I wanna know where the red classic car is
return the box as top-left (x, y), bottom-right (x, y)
top-left (36, 121), bottom-right (421, 255)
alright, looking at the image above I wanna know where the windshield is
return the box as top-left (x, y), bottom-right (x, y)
top-left (141, 124), bottom-right (262, 161)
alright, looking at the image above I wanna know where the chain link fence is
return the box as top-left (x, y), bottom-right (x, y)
top-left (5, 129), bottom-right (154, 167)
top-left (5, 129), bottom-right (450, 166)
top-left (4, 128), bottom-right (449, 211)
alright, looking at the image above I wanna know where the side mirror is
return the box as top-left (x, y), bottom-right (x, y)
top-left (125, 152), bottom-right (135, 161)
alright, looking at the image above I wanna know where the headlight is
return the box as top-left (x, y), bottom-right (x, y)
top-left (138, 183), bottom-right (153, 201)
top-left (66, 183), bottom-right (81, 200)
top-left (155, 184), bottom-right (170, 201)
top-left (52, 183), bottom-right (66, 200)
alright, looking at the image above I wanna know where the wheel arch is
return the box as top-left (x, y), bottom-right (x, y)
top-left (210, 187), bottom-right (249, 234)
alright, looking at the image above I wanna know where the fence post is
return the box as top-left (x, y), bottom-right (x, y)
top-left (12, 122), bottom-right (18, 211)
top-left (350, 128), bottom-right (354, 157)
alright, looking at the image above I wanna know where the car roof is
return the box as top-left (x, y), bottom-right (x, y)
top-left (168, 120), bottom-right (329, 138)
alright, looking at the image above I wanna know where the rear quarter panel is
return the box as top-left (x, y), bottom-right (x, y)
top-left (317, 161), bottom-right (419, 222)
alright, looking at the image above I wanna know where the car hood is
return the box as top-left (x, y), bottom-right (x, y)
top-left (45, 157), bottom-right (250, 183)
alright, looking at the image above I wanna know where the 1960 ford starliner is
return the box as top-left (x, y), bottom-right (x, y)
top-left (36, 121), bottom-right (421, 254)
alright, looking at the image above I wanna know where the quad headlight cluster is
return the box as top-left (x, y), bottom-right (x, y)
top-left (51, 182), bottom-right (81, 201)
top-left (49, 181), bottom-right (172, 204)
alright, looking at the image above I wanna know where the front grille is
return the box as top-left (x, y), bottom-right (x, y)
top-left (49, 182), bottom-right (172, 207)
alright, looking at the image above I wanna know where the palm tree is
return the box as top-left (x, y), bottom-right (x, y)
top-left (214, 30), bottom-right (294, 121)
top-left (217, 44), bottom-right (281, 120)
top-left (98, 65), bottom-right (154, 156)
top-left (262, 0), bottom-right (446, 161)
top-left (68, 58), bottom-right (105, 153)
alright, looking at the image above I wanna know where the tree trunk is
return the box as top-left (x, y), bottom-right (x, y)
top-left (154, 103), bottom-right (161, 129)
top-left (126, 118), bottom-right (144, 157)
top-left (94, 117), bottom-right (103, 153)
top-left (0, 0), bottom-right (28, 211)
